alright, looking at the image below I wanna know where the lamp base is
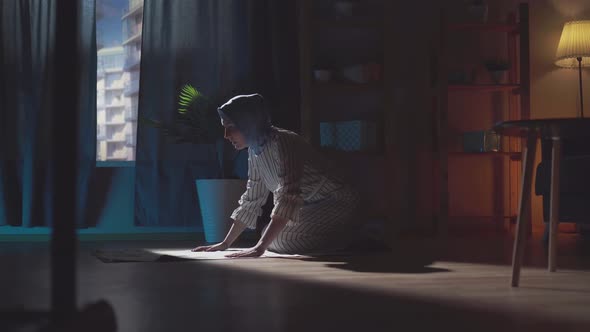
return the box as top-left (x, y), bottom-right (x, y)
top-left (578, 57), bottom-right (585, 118)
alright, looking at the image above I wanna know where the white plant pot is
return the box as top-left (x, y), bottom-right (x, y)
top-left (195, 179), bottom-right (247, 243)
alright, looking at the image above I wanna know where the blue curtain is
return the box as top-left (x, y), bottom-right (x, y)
top-left (0, 0), bottom-right (97, 227)
top-left (135, 0), bottom-right (300, 226)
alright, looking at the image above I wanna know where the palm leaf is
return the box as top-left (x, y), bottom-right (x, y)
top-left (139, 84), bottom-right (223, 145)
top-left (178, 84), bottom-right (205, 114)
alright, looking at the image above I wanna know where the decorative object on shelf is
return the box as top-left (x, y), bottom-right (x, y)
top-left (448, 70), bottom-right (468, 84)
top-left (313, 69), bottom-right (332, 82)
top-left (339, 62), bottom-right (382, 84)
top-left (466, 0), bottom-right (488, 23)
top-left (320, 120), bottom-right (377, 152)
top-left (462, 129), bottom-right (500, 153)
top-left (448, 68), bottom-right (476, 84)
top-left (333, 0), bottom-right (356, 18)
top-left (555, 20), bottom-right (590, 118)
top-left (484, 59), bottom-right (510, 84)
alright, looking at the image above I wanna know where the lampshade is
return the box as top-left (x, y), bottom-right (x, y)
top-left (555, 20), bottom-right (590, 68)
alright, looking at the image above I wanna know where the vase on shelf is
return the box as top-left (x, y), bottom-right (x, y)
top-left (467, 0), bottom-right (488, 23)
top-left (489, 70), bottom-right (508, 84)
top-left (484, 59), bottom-right (510, 84)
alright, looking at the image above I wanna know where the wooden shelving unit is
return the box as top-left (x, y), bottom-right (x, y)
top-left (435, 3), bottom-right (530, 235)
top-left (448, 23), bottom-right (520, 33)
top-left (448, 151), bottom-right (522, 160)
top-left (448, 84), bottom-right (521, 92)
top-left (298, 0), bottom-right (392, 150)
top-left (298, 0), bottom-right (395, 231)
top-left (313, 18), bottom-right (382, 29)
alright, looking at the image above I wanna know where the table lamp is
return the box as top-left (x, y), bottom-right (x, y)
top-left (555, 20), bottom-right (590, 118)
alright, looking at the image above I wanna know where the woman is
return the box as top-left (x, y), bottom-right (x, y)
top-left (191, 93), bottom-right (361, 257)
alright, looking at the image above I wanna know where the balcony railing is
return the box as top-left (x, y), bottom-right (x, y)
top-left (107, 135), bottom-right (126, 142)
top-left (97, 125), bottom-right (106, 140)
top-left (125, 107), bottom-right (137, 121)
top-left (105, 117), bottom-right (126, 125)
top-left (105, 81), bottom-right (124, 90)
top-left (126, 133), bottom-right (136, 147)
top-left (105, 101), bottom-right (125, 108)
top-left (106, 150), bottom-right (128, 160)
top-left (124, 79), bottom-right (140, 96)
top-left (122, 0), bottom-right (143, 19)
top-left (125, 23), bottom-right (142, 39)
top-left (124, 52), bottom-right (141, 70)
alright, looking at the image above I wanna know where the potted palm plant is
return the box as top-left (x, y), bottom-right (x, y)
top-left (141, 85), bottom-right (247, 242)
top-left (484, 59), bottom-right (510, 84)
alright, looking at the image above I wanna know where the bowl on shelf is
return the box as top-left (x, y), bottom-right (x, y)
top-left (313, 69), bottom-right (333, 82)
top-left (339, 63), bottom-right (382, 84)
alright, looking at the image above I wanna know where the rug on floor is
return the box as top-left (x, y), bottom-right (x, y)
top-left (92, 248), bottom-right (306, 263)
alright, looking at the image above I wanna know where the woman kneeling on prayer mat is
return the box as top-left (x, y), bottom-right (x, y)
top-left (191, 93), bottom-right (361, 258)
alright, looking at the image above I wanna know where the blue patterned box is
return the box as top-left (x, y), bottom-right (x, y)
top-left (462, 130), bottom-right (500, 152)
top-left (320, 120), bottom-right (377, 151)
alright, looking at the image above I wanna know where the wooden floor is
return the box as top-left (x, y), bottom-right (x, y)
top-left (1, 232), bottom-right (590, 332)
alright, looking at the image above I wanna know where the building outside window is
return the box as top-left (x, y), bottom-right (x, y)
top-left (96, 0), bottom-right (143, 162)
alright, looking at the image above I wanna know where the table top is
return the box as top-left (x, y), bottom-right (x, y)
top-left (493, 118), bottom-right (590, 138)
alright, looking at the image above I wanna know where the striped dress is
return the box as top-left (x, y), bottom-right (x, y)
top-left (231, 127), bottom-right (361, 254)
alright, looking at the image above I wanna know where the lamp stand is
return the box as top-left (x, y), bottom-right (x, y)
top-left (578, 57), bottom-right (585, 118)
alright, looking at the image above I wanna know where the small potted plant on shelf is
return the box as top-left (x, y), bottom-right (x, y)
top-left (484, 59), bottom-right (510, 84)
top-left (140, 85), bottom-right (247, 243)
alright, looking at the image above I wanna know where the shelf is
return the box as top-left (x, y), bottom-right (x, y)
top-left (448, 84), bottom-right (520, 92)
top-left (435, 4), bottom-right (530, 235)
top-left (313, 18), bottom-right (381, 29)
top-left (449, 215), bottom-right (517, 219)
top-left (448, 23), bottom-right (519, 33)
top-left (313, 81), bottom-right (381, 91)
top-left (317, 113), bottom-right (382, 123)
top-left (448, 151), bottom-right (522, 160)
top-left (320, 147), bottom-right (384, 157)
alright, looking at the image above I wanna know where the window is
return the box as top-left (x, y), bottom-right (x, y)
top-left (96, 0), bottom-right (143, 162)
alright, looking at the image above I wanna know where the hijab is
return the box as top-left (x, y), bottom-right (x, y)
top-left (217, 93), bottom-right (272, 155)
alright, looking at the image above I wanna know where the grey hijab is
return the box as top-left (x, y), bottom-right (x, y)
top-left (217, 93), bottom-right (272, 155)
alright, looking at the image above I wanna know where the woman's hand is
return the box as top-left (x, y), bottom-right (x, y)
top-left (225, 245), bottom-right (266, 258)
top-left (190, 242), bottom-right (229, 252)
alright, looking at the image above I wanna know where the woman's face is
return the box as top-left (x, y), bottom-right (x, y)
top-left (222, 122), bottom-right (248, 150)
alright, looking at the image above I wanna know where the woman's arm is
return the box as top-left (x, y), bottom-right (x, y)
top-left (222, 220), bottom-right (249, 247)
top-left (190, 220), bottom-right (247, 252)
top-left (224, 215), bottom-right (288, 258)
top-left (226, 134), bottom-right (304, 258)
top-left (192, 150), bottom-right (269, 252)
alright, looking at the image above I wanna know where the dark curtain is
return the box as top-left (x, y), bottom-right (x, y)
top-left (0, 0), bottom-right (97, 227)
top-left (135, 0), bottom-right (299, 226)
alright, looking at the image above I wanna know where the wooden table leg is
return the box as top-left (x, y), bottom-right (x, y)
top-left (511, 132), bottom-right (537, 287)
top-left (548, 137), bottom-right (561, 272)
